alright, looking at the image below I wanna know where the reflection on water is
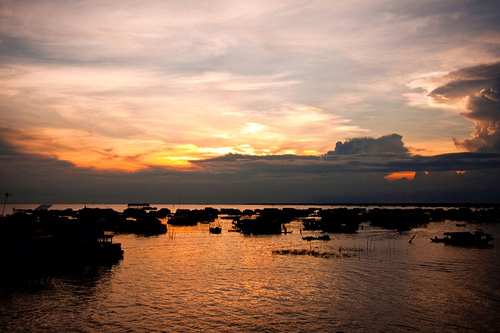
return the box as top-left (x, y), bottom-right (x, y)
top-left (1, 211), bottom-right (500, 332)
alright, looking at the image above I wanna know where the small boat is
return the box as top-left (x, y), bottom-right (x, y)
top-left (209, 222), bottom-right (222, 234)
top-left (455, 223), bottom-right (467, 227)
top-left (209, 226), bottom-right (222, 234)
top-left (302, 234), bottom-right (331, 241)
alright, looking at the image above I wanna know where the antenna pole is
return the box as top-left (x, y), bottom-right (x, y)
top-left (2, 192), bottom-right (10, 216)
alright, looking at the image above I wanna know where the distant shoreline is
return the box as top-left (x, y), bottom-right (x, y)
top-left (5, 202), bottom-right (500, 208)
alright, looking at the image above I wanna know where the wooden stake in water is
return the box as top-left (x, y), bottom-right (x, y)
top-left (409, 234), bottom-right (416, 244)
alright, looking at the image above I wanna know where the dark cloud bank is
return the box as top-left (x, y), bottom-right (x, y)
top-left (2, 132), bottom-right (499, 204)
top-left (2, 61), bottom-right (500, 204)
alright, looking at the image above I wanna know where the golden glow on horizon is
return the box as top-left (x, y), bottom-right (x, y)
top-left (302, 150), bottom-right (320, 155)
top-left (4, 121), bottom-right (469, 173)
top-left (385, 171), bottom-right (416, 181)
top-left (7, 123), bottom-right (341, 171)
top-left (145, 153), bottom-right (196, 169)
top-left (5, 123), bottom-right (467, 172)
top-left (198, 147), bottom-right (237, 155)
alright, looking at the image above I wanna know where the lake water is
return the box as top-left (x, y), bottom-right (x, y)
top-left (1, 204), bottom-right (500, 332)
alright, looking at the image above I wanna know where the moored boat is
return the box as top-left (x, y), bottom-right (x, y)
top-left (209, 222), bottom-right (222, 234)
top-left (302, 234), bottom-right (331, 241)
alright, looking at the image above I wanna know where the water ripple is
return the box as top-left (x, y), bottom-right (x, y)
top-left (2, 221), bottom-right (500, 332)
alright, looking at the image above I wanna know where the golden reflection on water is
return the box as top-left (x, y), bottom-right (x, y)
top-left (1, 216), bottom-right (499, 332)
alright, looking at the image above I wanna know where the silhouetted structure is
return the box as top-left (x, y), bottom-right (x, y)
top-left (302, 208), bottom-right (362, 233)
top-left (0, 211), bottom-right (123, 286)
top-left (233, 209), bottom-right (291, 235)
top-left (168, 208), bottom-right (218, 225)
top-left (431, 230), bottom-right (494, 247)
top-left (364, 208), bottom-right (430, 231)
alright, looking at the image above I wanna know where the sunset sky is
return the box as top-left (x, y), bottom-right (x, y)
top-left (1, 0), bottom-right (500, 203)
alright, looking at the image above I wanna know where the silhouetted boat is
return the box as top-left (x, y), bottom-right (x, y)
top-left (209, 222), bottom-right (222, 234)
top-left (127, 203), bottom-right (157, 211)
top-left (302, 234), bottom-right (331, 241)
top-left (233, 216), bottom-right (283, 235)
top-left (209, 226), bottom-right (222, 234)
top-left (431, 230), bottom-right (494, 247)
top-left (127, 203), bottom-right (151, 208)
top-left (300, 229), bottom-right (330, 241)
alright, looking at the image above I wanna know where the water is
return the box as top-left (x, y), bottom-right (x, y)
top-left (1, 205), bottom-right (500, 332)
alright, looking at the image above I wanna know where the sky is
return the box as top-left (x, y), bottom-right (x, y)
top-left (1, 0), bottom-right (500, 204)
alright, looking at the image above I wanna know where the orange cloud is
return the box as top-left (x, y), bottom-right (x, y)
top-left (384, 171), bottom-right (416, 181)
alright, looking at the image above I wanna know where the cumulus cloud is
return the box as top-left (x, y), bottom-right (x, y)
top-left (326, 134), bottom-right (409, 155)
top-left (194, 134), bottom-right (500, 176)
top-left (427, 62), bottom-right (500, 152)
top-left (454, 87), bottom-right (500, 152)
